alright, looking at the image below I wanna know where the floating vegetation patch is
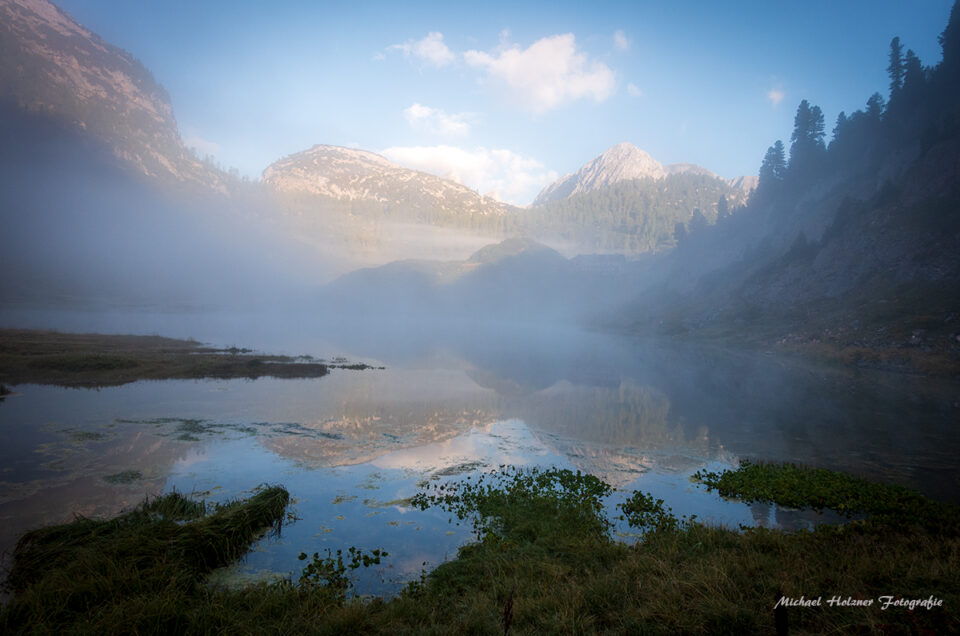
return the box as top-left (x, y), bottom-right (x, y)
top-left (363, 497), bottom-right (414, 509)
top-left (694, 460), bottom-right (960, 533)
top-left (103, 470), bottom-right (144, 484)
top-left (115, 417), bottom-right (347, 443)
top-left (357, 473), bottom-right (384, 491)
top-left (58, 428), bottom-right (108, 443)
top-left (432, 460), bottom-right (487, 477)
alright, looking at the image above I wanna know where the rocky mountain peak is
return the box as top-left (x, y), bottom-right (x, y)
top-left (533, 142), bottom-right (756, 205)
top-left (533, 143), bottom-right (667, 205)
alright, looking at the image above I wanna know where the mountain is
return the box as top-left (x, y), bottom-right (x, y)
top-left (532, 142), bottom-right (756, 206)
top-left (319, 237), bottom-right (646, 323)
top-left (534, 143), bottom-right (665, 204)
top-left (263, 144), bottom-right (515, 221)
top-left (0, 0), bottom-right (221, 188)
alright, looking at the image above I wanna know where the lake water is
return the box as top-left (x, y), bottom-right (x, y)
top-left (1, 312), bottom-right (958, 596)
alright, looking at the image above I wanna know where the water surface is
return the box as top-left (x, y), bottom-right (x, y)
top-left (1, 315), bottom-right (957, 594)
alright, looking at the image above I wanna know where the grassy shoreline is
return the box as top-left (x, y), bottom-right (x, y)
top-left (0, 328), bottom-right (367, 388)
top-left (1, 463), bottom-right (956, 634)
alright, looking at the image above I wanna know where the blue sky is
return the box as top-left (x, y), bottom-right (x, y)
top-left (57, 0), bottom-right (954, 205)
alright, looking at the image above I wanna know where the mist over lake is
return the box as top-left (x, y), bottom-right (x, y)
top-left (2, 0), bottom-right (959, 632)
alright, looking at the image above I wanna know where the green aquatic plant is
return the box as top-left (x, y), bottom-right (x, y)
top-left (411, 465), bottom-right (613, 544)
top-left (298, 547), bottom-right (388, 604)
top-left (618, 490), bottom-right (695, 532)
top-left (694, 460), bottom-right (960, 534)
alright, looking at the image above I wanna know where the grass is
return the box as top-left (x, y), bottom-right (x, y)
top-left (2, 465), bottom-right (957, 634)
top-left (1, 486), bottom-right (289, 634)
top-left (0, 328), bottom-right (331, 387)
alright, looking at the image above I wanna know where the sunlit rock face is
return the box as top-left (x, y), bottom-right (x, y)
top-left (533, 142), bottom-right (756, 205)
top-left (534, 143), bottom-right (666, 205)
top-left (0, 0), bottom-right (221, 187)
top-left (262, 144), bottom-right (513, 218)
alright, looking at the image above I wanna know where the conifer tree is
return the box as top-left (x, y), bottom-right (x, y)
top-left (717, 195), bottom-right (729, 221)
top-left (888, 36), bottom-right (905, 96)
top-left (903, 49), bottom-right (924, 90)
top-left (865, 92), bottom-right (885, 120)
top-left (758, 140), bottom-right (787, 191)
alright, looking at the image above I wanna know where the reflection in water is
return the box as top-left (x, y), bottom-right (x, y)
top-left (0, 320), bottom-right (957, 595)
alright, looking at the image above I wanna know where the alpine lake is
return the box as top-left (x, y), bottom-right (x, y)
top-left (1, 311), bottom-right (957, 598)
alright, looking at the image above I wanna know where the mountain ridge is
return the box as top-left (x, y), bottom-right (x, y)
top-left (262, 144), bottom-right (516, 222)
top-left (533, 142), bottom-right (756, 206)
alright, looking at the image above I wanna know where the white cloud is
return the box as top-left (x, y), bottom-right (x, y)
top-left (464, 33), bottom-right (615, 113)
top-left (767, 88), bottom-right (785, 106)
top-left (183, 134), bottom-right (220, 158)
top-left (381, 144), bottom-right (558, 206)
top-left (613, 30), bottom-right (630, 51)
top-left (391, 32), bottom-right (455, 67)
top-left (403, 103), bottom-right (472, 137)
top-left (627, 83), bottom-right (643, 97)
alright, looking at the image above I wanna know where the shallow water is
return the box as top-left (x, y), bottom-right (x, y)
top-left (1, 314), bottom-right (957, 595)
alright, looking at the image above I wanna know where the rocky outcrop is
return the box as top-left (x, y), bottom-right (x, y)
top-left (0, 0), bottom-right (221, 187)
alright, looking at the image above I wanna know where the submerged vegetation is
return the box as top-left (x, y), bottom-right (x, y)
top-left (2, 464), bottom-right (957, 633)
top-left (0, 329), bottom-right (343, 387)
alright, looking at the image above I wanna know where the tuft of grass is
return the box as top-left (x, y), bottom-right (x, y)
top-left (1, 487), bottom-right (289, 633)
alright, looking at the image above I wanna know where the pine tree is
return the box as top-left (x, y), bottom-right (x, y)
top-left (903, 49), bottom-right (924, 90)
top-left (717, 195), bottom-right (730, 221)
top-left (939, 0), bottom-right (960, 75)
top-left (865, 92), bottom-right (886, 120)
top-left (789, 100), bottom-right (826, 176)
top-left (832, 112), bottom-right (848, 145)
top-left (758, 140), bottom-right (787, 192)
top-left (888, 36), bottom-right (905, 96)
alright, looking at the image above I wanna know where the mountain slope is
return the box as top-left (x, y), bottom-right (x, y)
top-left (619, 6), bottom-right (960, 373)
top-left (532, 142), bottom-right (756, 206)
top-left (319, 237), bottom-right (647, 324)
top-left (0, 0), bottom-right (221, 188)
top-left (263, 144), bottom-right (515, 221)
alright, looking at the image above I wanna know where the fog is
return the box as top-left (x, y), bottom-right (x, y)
top-left (0, 106), bottom-right (328, 314)
top-left (0, 112), bottom-right (667, 338)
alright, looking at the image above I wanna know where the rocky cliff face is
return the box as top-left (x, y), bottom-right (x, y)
top-left (533, 142), bottom-right (756, 205)
top-left (0, 0), bottom-right (220, 187)
top-left (263, 144), bottom-right (514, 217)
top-left (534, 143), bottom-right (665, 205)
